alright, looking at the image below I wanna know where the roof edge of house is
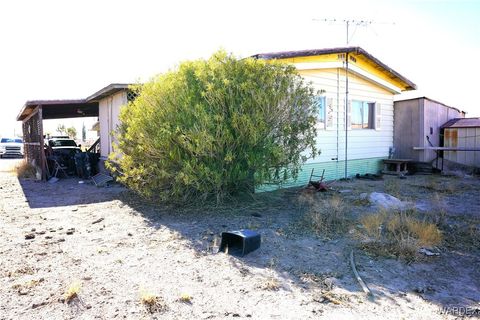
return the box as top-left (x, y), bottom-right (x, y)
top-left (252, 46), bottom-right (416, 91)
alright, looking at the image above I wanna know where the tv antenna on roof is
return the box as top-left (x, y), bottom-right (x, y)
top-left (312, 18), bottom-right (394, 45)
top-left (311, 18), bottom-right (394, 179)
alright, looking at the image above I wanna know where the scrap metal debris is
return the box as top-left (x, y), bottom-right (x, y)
top-left (307, 168), bottom-right (328, 191)
top-left (419, 248), bottom-right (440, 256)
top-left (91, 173), bottom-right (113, 187)
top-left (308, 181), bottom-right (328, 192)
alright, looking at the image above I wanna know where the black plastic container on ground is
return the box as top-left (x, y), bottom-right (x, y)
top-left (219, 229), bottom-right (261, 257)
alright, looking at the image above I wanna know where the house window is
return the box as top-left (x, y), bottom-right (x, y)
top-left (352, 100), bottom-right (374, 129)
top-left (316, 96), bottom-right (326, 128)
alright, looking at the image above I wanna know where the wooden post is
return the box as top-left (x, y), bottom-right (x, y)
top-left (38, 106), bottom-right (47, 181)
top-left (22, 106), bottom-right (39, 165)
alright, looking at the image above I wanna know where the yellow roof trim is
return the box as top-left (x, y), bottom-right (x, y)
top-left (253, 47), bottom-right (416, 92)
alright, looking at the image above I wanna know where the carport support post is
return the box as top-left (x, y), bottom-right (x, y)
top-left (21, 105), bottom-right (42, 176)
top-left (38, 106), bottom-right (46, 181)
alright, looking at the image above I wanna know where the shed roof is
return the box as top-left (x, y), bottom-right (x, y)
top-left (252, 46), bottom-right (416, 91)
top-left (441, 118), bottom-right (480, 129)
top-left (395, 96), bottom-right (465, 114)
top-left (17, 99), bottom-right (99, 121)
top-left (86, 83), bottom-right (131, 102)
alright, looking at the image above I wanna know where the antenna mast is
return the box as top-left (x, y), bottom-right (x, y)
top-left (312, 18), bottom-right (395, 179)
top-left (312, 18), bottom-right (374, 45)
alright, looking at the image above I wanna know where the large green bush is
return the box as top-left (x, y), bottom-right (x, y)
top-left (111, 51), bottom-right (318, 202)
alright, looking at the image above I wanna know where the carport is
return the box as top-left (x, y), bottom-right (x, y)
top-left (16, 100), bottom-right (98, 180)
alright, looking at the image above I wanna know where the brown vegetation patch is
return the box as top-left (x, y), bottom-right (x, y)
top-left (359, 209), bottom-right (442, 261)
top-left (15, 161), bottom-right (37, 179)
top-left (297, 192), bottom-right (351, 237)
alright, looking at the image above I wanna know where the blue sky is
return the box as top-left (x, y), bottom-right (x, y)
top-left (1, 0), bottom-right (479, 137)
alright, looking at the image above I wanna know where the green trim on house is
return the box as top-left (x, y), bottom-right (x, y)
top-left (256, 157), bottom-right (384, 192)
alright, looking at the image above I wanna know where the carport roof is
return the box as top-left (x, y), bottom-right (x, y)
top-left (16, 99), bottom-right (99, 121)
top-left (16, 83), bottom-right (134, 122)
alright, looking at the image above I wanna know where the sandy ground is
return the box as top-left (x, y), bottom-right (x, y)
top-left (0, 158), bottom-right (22, 172)
top-left (0, 162), bottom-right (479, 319)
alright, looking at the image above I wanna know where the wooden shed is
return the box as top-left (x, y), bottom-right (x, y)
top-left (85, 84), bottom-right (134, 160)
top-left (441, 118), bottom-right (480, 168)
top-left (393, 97), bottom-right (465, 164)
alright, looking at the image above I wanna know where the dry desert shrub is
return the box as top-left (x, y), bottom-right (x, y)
top-left (260, 277), bottom-right (280, 291)
top-left (15, 160), bottom-right (36, 179)
top-left (139, 289), bottom-right (167, 313)
top-left (426, 193), bottom-right (447, 226)
top-left (360, 209), bottom-right (442, 260)
top-left (384, 178), bottom-right (402, 198)
top-left (178, 293), bottom-right (193, 303)
top-left (444, 223), bottom-right (480, 250)
top-left (301, 194), bottom-right (350, 237)
top-left (387, 214), bottom-right (442, 247)
top-left (424, 177), bottom-right (440, 191)
top-left (423, 177), bottom-right (457, 194)
top-left (64, 281), bottom-right (81, 303)
top-left (465, 225), bottom-right (480, 247)
top-left (360, 209), bottom-right (388, 241)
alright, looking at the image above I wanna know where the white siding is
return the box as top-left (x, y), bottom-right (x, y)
top-left (300, 68), bottom-right (395, 165)
top-left (98, 99), bottom-right (108, 158)
top-left (98, 91), bottom-right (128, 158)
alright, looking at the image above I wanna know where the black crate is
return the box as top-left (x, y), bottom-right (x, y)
top-left (219, 229), bottom-right (261, 256)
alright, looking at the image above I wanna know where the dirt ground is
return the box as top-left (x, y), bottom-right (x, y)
top-left (1, 161), bottom-right (479, 319)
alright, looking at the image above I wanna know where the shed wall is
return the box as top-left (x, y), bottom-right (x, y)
top-left (98, 91), bottom-right (127, 158)
top-left (393, 98), bottom-right (464, 162)
top-left (393, 99), bottom-right (422, 160)
top-left (444, 127), bottom-right (480, 167)
top-left (423, 99), bottom-right (464, 162)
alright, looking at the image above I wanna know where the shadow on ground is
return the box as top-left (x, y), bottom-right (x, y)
top-left (17, 177), bottom-right (125, 209)
top-left (116, 180), bottom-right (480, 314)
top-left (13, 173), bottom-right (480, 316)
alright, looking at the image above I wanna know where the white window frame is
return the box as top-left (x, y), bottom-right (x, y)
top-left (351, 100), bottom-right (375, 130)
top-left (315, 95), bottom-right (326, 130)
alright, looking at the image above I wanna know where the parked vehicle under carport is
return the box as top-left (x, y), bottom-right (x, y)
top-left (45, 136), bottom-right (99, 178)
